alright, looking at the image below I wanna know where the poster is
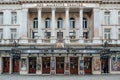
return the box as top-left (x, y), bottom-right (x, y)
top-left (37, 58), bottom-right (41, 70)
top-left (80, 60), bottom-right (84, 70)
top-left (51, 60), bottom-right (55, 70)
top-left (21, 58), bottom-right (27, 71)
top-left (93, 58), bottom-right (100, 71)
top-left (111, 56), bottom-right (120, 71)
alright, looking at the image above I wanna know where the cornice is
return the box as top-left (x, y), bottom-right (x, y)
top-left (0, 0), bottom-right (120, 4)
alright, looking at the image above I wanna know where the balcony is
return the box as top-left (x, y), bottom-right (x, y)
top-left (0, 38), bottom-right (119, 46)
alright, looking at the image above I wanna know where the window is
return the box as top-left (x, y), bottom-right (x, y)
top-left (0, 29), bottom-right (3, 39)
top-left (58, 18), bottom-right (62, 28)
top-left (11, 12), bottom-right (17, 24)
top-left (0, 12), bottom-right (3, 25)
top-left (45, 32), bottom-right (51, 39)
top-left (32, 32), bottom-right (38, 39)
top-left (104, 28), bottom-right (111, 39)
top-left (11, 29), bottom-right (17, 39)
top-left (118, 12), bottom-right (120, 25)
top-left (104, 12), bottom-right (110, 25)
top-left (33, 18), bottom-right (38, 28)
top-left (118, 29), bottom-right (120, 39)
top-left (83, 18), bottom-right (87, 28)
top-left (57, 32), bottom-right (63, 39)
top-left (83, 32), bottom-right (88, 39)
top-left (45, 18), bottom-right (50, 28)
top-left (70, 18), bottom-right (75, 28)
top-left (69, 31), bottom-right (76, 39)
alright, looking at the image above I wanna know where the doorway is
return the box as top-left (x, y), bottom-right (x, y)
top-left (3, 57), bottom-right (10, 73)
top-left (13, 59), bottom-right (19, 73)
top-left (101, 56), bottom-right (109, 73)
top-left (56, 57), bottom-right (64, 74)
top-left (70, 57), bottom-right (78, 74)
top-left (29, 57), bottom-right (36, 73)
top-left (42, 57), bottom-right (50, 74)
top-left (84, 57), bottom-right (92, 74)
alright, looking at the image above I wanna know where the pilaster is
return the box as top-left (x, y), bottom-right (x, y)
top-left (93, 8), bottom-right (100, 39)
top-left (21, 8), bottom-right (28, 39)
top-left (65, 7), bottom-right (70, 43)
top-left (79, 8), bottom-right (83, 39)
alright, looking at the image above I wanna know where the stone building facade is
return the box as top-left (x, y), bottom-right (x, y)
top-left (0, 0), bottom-right (120, 75)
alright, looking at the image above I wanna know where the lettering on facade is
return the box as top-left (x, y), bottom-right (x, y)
top-left (38, 3), bottom-right (83, 7)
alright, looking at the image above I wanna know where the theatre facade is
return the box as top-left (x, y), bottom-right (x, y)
top-left (0, 0), bottom-right (120, 75)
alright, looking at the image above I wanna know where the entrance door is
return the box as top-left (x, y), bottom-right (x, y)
top-left (70, 57), bottom-right (78, 74)
top-left (101, 56), bottom-right (109, 73)
top-left (42, 57), bottom-right (50, 74)
top-left (56, 57), bottom-right (64, 74)
top-left (13, 59), bottom-right (19, 72)
top-left (3, 57), bottom-right (10, 73)
top-left (84, 57), bottom-right (92, 74)
top-left (29, 57), bottom-right (36, 73)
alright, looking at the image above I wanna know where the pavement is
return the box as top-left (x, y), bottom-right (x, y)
top-left (0, 74), bottom-right (120, 80)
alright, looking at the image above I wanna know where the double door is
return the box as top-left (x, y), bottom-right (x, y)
top-left (13, 59), bottom-right (19, 72)
top-left (29, 57), bottom-right (36, 73)
top-left (56, 57), bottom-right (64, 74)
top-left (84, 57), bottom-right (92, 74)
top-left (3, 57), bottom-right (10, 73)
top-left (70, 57), bottom-right (78, 74)
top-left (42, 57), bottom-right (50, 74)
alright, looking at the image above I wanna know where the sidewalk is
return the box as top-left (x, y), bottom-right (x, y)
top-left (0, 74), bottom-right (120, 80)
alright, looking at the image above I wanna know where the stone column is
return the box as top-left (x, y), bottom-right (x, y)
top-left (50, 56), bottom-right (55, 75)
top-left (65, 56), bottom-right (69, 74)
top-left (36, 56), bottom-right (42, 74)
top-left (51, 8), bottom-right (56, 43)
top-left (9, 57), bottom-right (12, 74)
top-left (79, 8), bottom-right (83, 38)
top-left (37, 8), bottom-right (43, 43)
top-left (65, 7), bottom-right (70, 43)
top-left (93, 8), bottom-right (100, 39)
top-left (21, 8), bottom-right (28, 39)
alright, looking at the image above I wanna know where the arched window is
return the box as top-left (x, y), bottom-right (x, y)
top-left (70, 18), bottom-right (75, 28)
top-left (58, 18), bottom-right (62, 28)
top-left (45, 18), bottom-right (50, 28)
top-left (33, 18), bottom-right (38, 28)
top-left (83, 18), bottom-right (87, 28)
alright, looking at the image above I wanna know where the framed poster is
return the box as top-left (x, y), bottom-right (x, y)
top-left (21, 58), bottom-right (27, 71)
top-left (37, 58), bottom-right (41, 70)
top-left (111, 56), bottom-right (120, 71)
top-left (80, 60), bottom-right (84, 70)
top-left (93, 58), bottom-right (100, 71)
top-left (51, 60), bottom-right (55, 70)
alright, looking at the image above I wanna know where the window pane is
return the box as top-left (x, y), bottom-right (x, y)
top-left (11, 12), bottom-right (17, 24)
top-left (45, 18), bottom-right (50, 28)
top-left (0, 12), bottom-right (3, 24)
top-left (33, 18), bottom-right (38, 28)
